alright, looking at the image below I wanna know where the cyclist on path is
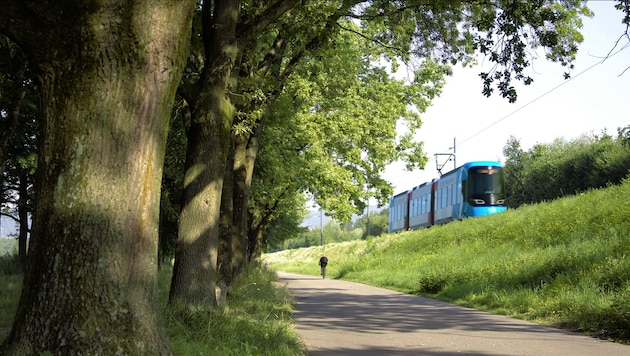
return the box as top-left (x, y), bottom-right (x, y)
top-left (319, 256), bottom-right (328, 279)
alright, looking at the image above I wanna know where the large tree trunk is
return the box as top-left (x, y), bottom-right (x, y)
top-left (217, 130), bottom-right (251, 286)
top-left (232, 122), bottom-right (262, 270)
top-left (218, 141), bottom-right (235, 285)
top-left (248, 223), bottom-right (265, 265)
top-left (168, 0), bottom-right (241, 309)
top-left (0, 1), bottom-right (194, 354)
top-left (229, 132), bottom-right (250, 277)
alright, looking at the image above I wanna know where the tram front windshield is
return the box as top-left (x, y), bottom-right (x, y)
top-left (468, 166), bottom-right (505, 197)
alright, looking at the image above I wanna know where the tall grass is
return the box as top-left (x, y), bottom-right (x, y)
top-left (0, 271), bottom-right (21, 340)
top-left (159, 265), bottom-right (306, 355)
top-left (266, 178), bottom-right (630, 343)
top-left (1, 261), bottom-right (306, 355)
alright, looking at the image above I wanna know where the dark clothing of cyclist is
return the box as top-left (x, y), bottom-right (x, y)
top-left (319, 256), bottom-right (328, 267)
top-left (319, 256), bottom-right (328, 278)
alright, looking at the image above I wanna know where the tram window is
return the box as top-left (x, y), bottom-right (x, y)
top-left (415, 198), bottom-right (419, 216)
top-left (425, 194), bottom-right (429, 213)
top-left (444, 188), bottom-right (448, 208)
top-left (447, 186), bottom-right (451, 206)
top-left (469, 167), bottom-right (505, 195)
top-left (452, 184), bottom-right (457, 204)
top-left (445, 187), bottom-right (449, 206)
top-left (413, 198), bottom-right (420, 216)
top-left (471, 173), bottom-right (504, 194)
top-left (412, 198), bottom-right (417, 217)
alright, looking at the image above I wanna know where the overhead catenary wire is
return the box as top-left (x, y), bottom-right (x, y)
top-left (389, 42), bottom-right (629, 188)
top-left (456, 43), bottom-right (629, 148)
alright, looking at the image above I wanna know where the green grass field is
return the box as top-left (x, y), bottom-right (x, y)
top-left (265, 178), bottom-right (630, 344)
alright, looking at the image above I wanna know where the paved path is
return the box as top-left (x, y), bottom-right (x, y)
top-left (277, 272), bottom-right (630, 356)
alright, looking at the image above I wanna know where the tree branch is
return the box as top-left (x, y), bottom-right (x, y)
top-left (0, 1), bottom-right (31, 43)
top-left (239, 0), bottom-right (302, 44)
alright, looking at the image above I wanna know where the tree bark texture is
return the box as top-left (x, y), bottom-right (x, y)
top-left (231, 125), bottom-right (261, 270)
top-left (228, 133), bottom-right (250, 280)
top-left (169, 0), bottom-right (241, 309)
top-left (218, 141), bottom-right (235, 285)
top-left (0, 1), bottom-right (194, 354)
top-left (217, 131), bottom-right (251, 286)
top-left (248, 224), bottom-right (265, 266)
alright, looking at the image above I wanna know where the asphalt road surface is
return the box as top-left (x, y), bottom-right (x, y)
top-left (277, 271), bottom-right (630, 356)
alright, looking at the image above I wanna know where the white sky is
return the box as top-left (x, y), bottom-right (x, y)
top-left (383, 1), bottom-right (630, 197)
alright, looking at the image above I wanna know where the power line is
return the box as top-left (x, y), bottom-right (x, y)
top-left (391, 40), bottom-right (629, 189)
top-left (457, 44), bottom-right (629, 148)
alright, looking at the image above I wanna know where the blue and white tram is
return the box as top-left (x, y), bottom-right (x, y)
top-left (388, 161), bottom-right (506, 233)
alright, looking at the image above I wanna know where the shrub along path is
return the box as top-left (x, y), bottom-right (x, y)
top-left (278, 271), bottom-right (630, 355)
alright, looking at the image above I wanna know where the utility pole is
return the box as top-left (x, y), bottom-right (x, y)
top-left (320, 209), bottom-right (323, 246)
top-left (452, 137), bottom-right (456, 169)
top-left (366, 201), bottom-right (370, 239)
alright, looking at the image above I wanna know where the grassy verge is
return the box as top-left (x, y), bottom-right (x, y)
top-left (0, 268), bottom-right (21, 340)
top-left (265, 178), bottom-right (630, 344)
top-left (159, 265), bottom-right (306, 355)
top-left (0, 262), bottom-right (306, 355)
